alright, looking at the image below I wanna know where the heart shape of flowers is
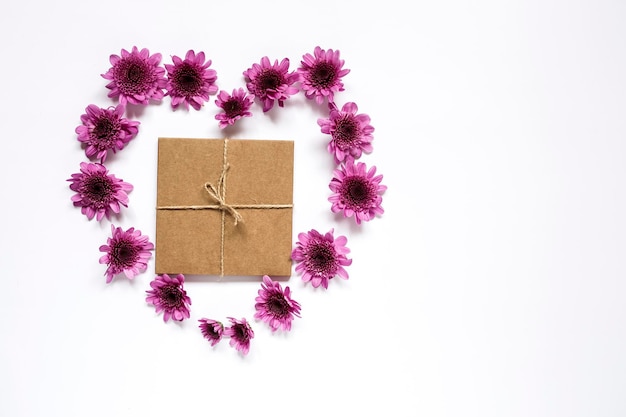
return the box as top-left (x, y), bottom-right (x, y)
top-left (67, 45), bottom-right (387, 356)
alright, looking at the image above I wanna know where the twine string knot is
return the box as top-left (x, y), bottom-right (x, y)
top-left (203, 163), bottom-right (242, 225)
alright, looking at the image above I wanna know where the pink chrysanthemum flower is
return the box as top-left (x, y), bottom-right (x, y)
top-left (102, 46), bottom-right (167, 106)
top-left (224, 317), bottom-right (254, 355)
top-left (99, 224), bottom-right (154, 284)
top-left (243, 56), bottom-right (299, 112)
top-left (298, 46), bottom-right (350, 105)
top-left (165, 50), bottom-right (218, 110)
top-left (318, 102), bottom-right (374, 164)
top-left (291, 228), bottom-right (352, 289)
top-left (254, 275), bottom-right (301, 332)
top-left (67, 162), bottom-right (133, 221)
top-left (75, 104), bottom-right (140, 163)
top-left (214, 88), bottom-right (254, 129)
top-left (145, 274), bottom-right (192, 322)
top-left (329, 158), bottom-right (387, 224)
top-left (198, 318), bottom-right (224, 346)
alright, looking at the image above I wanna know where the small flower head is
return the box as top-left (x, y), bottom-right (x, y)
top-left (319, 102), bottom-right (374, 164)
top-left (99, 224), bottom-right (154, 283)
top-left (198, 318), bottom-right (224, 346)
top-left (329, 158), bottom-right (387, 224)
top-left (254, 275), bottom-right (301, 332)
top-left (145, 274), bottom-right (192, 322)
top-left (67, 162), bottom-right (133, 221)
top-left (224, 317), bottom-right (254, 355)
top-left (214, 88), bottom-right (254, 129)
top-left (75, 104), bottom-right (140, 163)
top-left (291, 228), bottom-right (352, 289)
top-left (298, 46), bottom-right (350, 105)
top-left (165, 50), bottom-right (218, 110)
top-left (102, 46), bottom-right (167, 105)
top-left (243, 56), bottom-right (299, 112)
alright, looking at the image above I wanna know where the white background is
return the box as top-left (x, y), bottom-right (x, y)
top-left (1, 1), bottom-right (625, 416)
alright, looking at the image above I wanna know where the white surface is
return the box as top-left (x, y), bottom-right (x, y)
top-left (1, 1), bottom-right (625, 416)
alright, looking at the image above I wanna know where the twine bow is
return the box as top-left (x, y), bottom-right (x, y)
top-left (203, 164), bottom-right (243, 225)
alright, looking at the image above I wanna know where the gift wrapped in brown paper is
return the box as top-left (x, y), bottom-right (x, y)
top-left (155, 138), bottom-right (294, 277)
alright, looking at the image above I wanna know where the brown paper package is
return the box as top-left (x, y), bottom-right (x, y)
top-left (155, 138), bottom-right (294, 277)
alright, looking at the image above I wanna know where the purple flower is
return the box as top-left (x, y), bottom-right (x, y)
top-left (102, 46), bottom-right (167, 106)
top-left (329, 158), bottom-right (386, 224)
top-left (165, 50), bottom-right (218, 110)
top-left (318, 102), bottom-right (374, 164)
top-left (67, 162), bottom-right (133, 221)
top-left (243, 56), bottom-right (299, 112)
top-left (99, 224), bottom-right (154, 284)
top-left (75, 104), bottom-right (140, 163)
top-left (198, 318), bottom-right (224, 346)
top-left (291, 228), bottom-right (352, 289)
top-left (298, 46), bottom-right (350, 105)
top-left (145, 274), bottom-right (192, 322)
top-left (254, 275), bottom-right (301, 332)
top-left (224, 317), bottom-right (254, 355)
top-left (214, 88), bottom-right (254, 129)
